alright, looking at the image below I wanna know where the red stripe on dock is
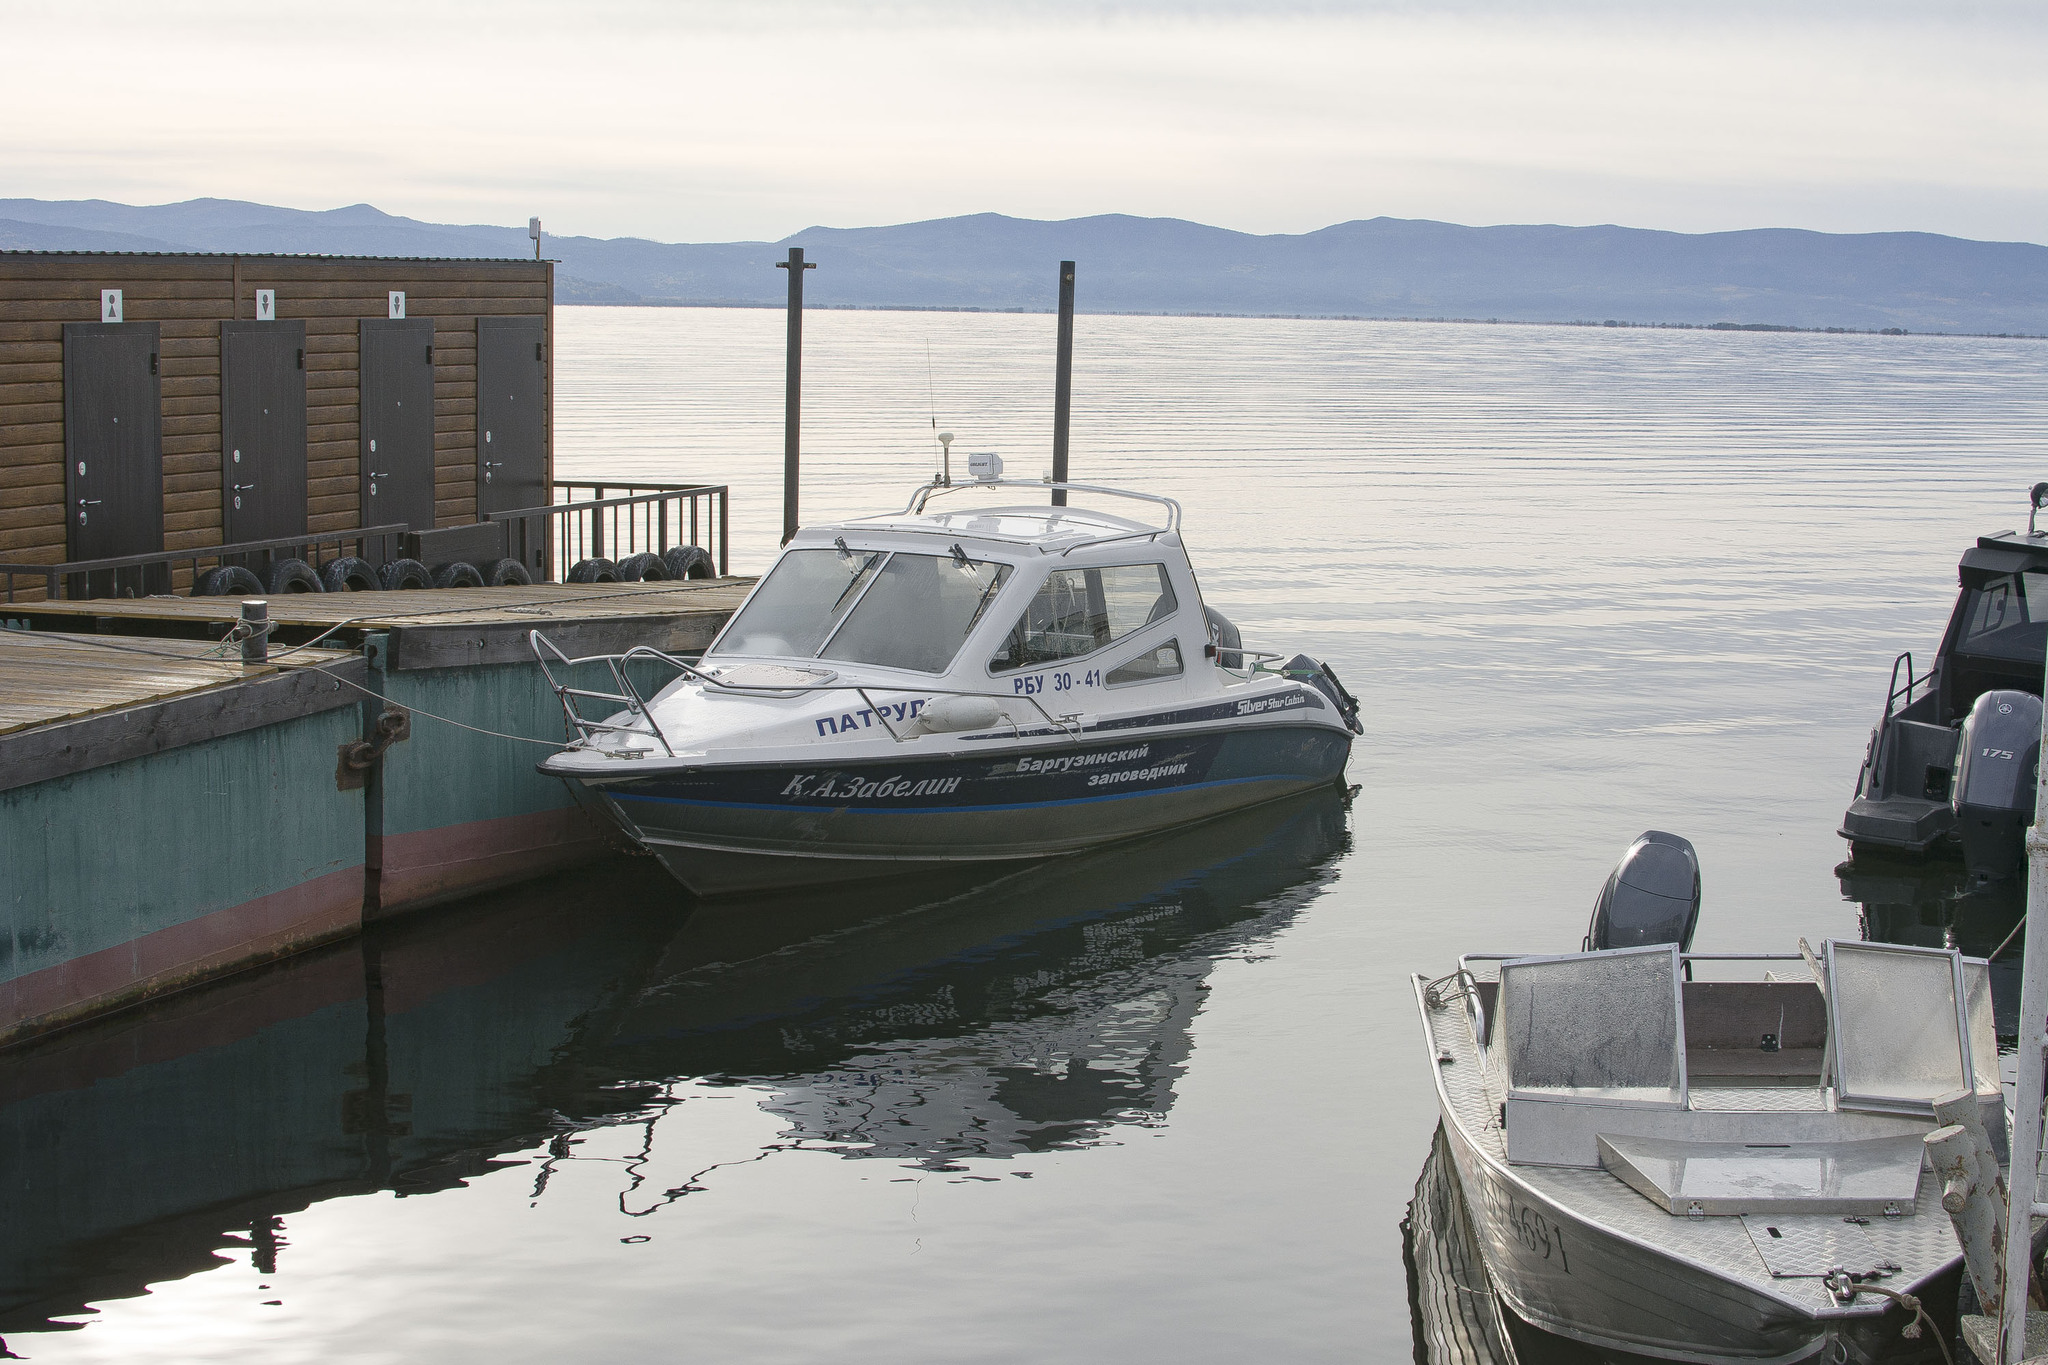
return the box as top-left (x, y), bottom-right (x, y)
top-left (375, 807), bottom-right (608, 919)
top-left (0, 866), bottom-right (364, 1046)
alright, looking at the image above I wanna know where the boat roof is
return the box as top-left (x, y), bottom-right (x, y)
top-left (1966, 530), bottom-right (2048, 581)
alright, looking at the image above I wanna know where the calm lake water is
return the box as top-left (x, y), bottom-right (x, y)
top-left (4, 308), bottom-right (2046, 1362)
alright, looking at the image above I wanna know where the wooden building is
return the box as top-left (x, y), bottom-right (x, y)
top-left (0, 252), bottom-right (553, 597)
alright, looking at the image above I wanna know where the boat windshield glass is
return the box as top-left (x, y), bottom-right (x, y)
top-left (1498, 946), bottom-right (1686, 1106)
top-left (714, 548), bottom-right (1010, 673)
top-left (989, 564), bottom-right (1176, 673)
top-left (713, 549), bottom-right (883, 659)
top-left (1957, 572), bottom-right (2048, 662)
top-left (821, 553), bottom-right (1010, 673)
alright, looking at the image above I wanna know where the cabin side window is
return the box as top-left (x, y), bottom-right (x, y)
top-left (1106, 640), bottom-right (1183, 686)
top-left (988, 564), bottom-right (1176, 674)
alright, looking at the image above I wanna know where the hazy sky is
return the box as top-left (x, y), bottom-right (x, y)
top-left (8, 1), bottom-right (2043, 244)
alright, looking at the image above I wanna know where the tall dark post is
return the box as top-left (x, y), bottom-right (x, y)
top-left (777, 247), bottom-right (816, 543)
top-left (1052, 260), bottom-right (1075, 506)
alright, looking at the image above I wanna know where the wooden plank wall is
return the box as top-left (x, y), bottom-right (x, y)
top-left (0, 254), bottom-right (552, 596)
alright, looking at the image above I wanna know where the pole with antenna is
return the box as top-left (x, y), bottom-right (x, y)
top-left (1051, 260), bottom-right (1075, 506)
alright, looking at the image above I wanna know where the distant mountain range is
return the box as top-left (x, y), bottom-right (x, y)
top-left (3, 197), bottom-right (2044, 334)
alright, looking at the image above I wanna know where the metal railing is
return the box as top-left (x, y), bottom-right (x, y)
top-left (491, 481), bottom-right (729, 582)
top-left (0, 525), bottom-right (406, 603)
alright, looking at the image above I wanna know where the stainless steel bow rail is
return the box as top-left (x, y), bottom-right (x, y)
top-left (529, 630), bottom-right (1081, 758)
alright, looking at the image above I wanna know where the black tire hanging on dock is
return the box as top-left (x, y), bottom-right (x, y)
top-left (662, 545), bottom-right (714, 580)
top-left (191, 564), bottom-right (265, 596)
top-left (379, 557), bottom-right (432, 590)
top-left (430, 560), bottom-right (486, 589)
top-left (320, 556), bottom-right (379, 592)
top-left (615, 552), bottom-right (665, 582)
top-left (567, 557), bottom-right (620, 584)
top-left (266, 558), bottom-right (323, 594)
top-left (485, 557), bottom-right (533, 587)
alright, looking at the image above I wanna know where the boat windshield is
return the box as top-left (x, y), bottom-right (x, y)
top-left (1957, 571), bottom-right (2048, 662)
top-left (712, 547), bottom-right (1011, 674)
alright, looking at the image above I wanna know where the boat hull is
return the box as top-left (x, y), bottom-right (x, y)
top-left (1436, 1111), bottom-right (1890, 1364)
top-left (576, 724), bottom-right (1351, 895)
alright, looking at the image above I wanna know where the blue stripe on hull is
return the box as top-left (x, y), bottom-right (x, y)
top-left (611, 772), bottom-right (1293, 816)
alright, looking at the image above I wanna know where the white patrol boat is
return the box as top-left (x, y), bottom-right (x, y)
top-left (532, 478), bottom-right (1360, 896)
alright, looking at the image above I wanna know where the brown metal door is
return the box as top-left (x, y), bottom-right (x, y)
top-left (63, 322), bottom-right (163, 594)
top-left (359, 317), bottom-right (436, 535)
top-left (221, 320), bottom-right (308, 544)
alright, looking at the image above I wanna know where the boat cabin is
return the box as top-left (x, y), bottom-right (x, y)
top-left (702, 484), bottom-right (1225, 705)
top-left (1460, 941), bottom-right (1996, 1213)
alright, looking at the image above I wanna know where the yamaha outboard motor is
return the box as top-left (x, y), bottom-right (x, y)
top-left (1585, 830), bottom-right (1702, 952)
top-left (1952, 689), bottom-right (2042, 883)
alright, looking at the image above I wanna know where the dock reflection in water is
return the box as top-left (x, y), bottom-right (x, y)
top-left (0, 786), bottom-right (1348, 1339)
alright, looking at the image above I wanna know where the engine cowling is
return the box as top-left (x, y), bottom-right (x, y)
top-left (1952, 689), bottom-right (2042, 882)
top-left (1586, 830), bottom-right (1701, 952)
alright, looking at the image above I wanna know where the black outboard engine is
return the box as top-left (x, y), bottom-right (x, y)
top-left (1279, 654), bottom-right (1364, 735)
top-left (1952, 689), bottom-right (2042, 883)
top-left (1585, 831), bottom-right (1702, 952)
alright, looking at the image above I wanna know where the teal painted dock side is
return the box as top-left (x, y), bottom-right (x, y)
top-left (366, 639), bottom-right (613, 913)
top-left (1, 704), bottom-right (367, 1044)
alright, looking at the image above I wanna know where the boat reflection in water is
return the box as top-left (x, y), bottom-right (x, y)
top-left (0, 785), bottom-right (1348, 1338)
top-left (1839, 850), bottom-right (2025, 1036)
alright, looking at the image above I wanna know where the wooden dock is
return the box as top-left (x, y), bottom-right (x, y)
top-left (5, 578), bottom-right (754, 665)
top-left (0, 576), bottom-right (755, 1050)
top-left (0, 629), bottom-right (355, 738)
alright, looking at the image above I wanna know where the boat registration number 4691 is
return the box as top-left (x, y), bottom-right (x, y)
top-left (1485, 1183), bottom-right (1571, 1273)
top-left (1013, 669), bottom-right (1101, 695)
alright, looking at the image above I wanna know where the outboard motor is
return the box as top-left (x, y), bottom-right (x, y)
top-left (1584, 831), bottom-right (1701, 952)
top-left (1204, 606), bottom-right (1244, 670)
top-left (1280, 654), bottom-right (1364, 735)
top-left (1952, 689), bottom-right (2042, 883)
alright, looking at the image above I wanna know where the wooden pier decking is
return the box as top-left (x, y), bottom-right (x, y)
top-left (3, 578), bottom-right (755, 667)
top-left (0, 630), bottom-right (355, 737)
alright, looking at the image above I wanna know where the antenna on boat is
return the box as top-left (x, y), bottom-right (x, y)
top-left (937, 431), bottom-right (955, 486)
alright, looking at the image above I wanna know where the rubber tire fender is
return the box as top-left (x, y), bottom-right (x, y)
top-left (485, 557), bottom-right (533, 587)
top-left (614, 551), bottom-right (666, 582)
top-left (430, 560), bottom-right (485, 589)
top-left (567, 557), bottom-right (620, 584)
top-left (266, 557), bottom-right (323, 594)
top-left (320, 556), bottom-right (379, 592)
top-left (192, 564), bottom-right (265, 596)
top-left (662, 545), bottom-right (714, 580)
top-left (379, 557), bottom-right (432, 590)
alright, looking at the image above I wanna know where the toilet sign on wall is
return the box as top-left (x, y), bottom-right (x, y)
top-left (255, 289), bottom-right (275, 321)
top-left (100, 289), bottom-right (122, 323)
top-left (388, 291), bottom-right (405, 319)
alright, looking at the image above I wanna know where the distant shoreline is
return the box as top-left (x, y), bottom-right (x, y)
top-left (555, 300), bottom-right (2048, 341)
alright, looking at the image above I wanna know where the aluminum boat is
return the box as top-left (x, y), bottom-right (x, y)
top-left (533, 478), bottom-right (1360, 895)
top-left (1415, 834), bottom-right (2001, 1364)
